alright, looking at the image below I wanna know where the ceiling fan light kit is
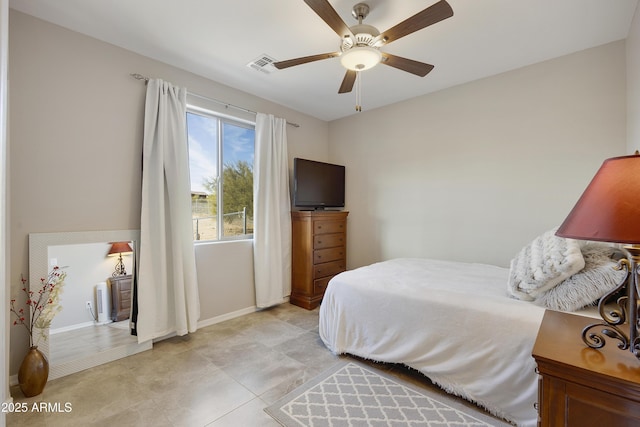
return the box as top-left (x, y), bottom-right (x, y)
top-left (273, 0), bottom-right (454, 111)
top-left (340, 46), bottom-right (381, 71)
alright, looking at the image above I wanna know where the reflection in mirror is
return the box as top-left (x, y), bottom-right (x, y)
top-left (29, 230), bottom-right (151, 380)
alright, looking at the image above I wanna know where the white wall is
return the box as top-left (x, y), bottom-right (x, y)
top-left (628, 3), bottom-right (640, 153)
top-left (329, 41), bottom-right (627, 269)
top-left (194, 240), bottom-right (256, 323)
top-left (7, 10), bottom-right (329, 375)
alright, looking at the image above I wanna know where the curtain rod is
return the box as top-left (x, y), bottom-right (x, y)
top-left (130, 73), bottom-right (300, 128)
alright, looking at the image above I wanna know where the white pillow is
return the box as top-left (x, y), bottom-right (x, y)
top-left (535, 244), bottom-right (627, 312)
top-left (507, 227), bottom-right (585, 301)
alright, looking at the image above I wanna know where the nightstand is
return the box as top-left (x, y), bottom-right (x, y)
top-left (108, 274), bottom-right (132, 322)
top-left (532, 310), bottom-right (640, 426)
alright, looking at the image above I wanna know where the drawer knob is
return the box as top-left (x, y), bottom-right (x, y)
top-left (318, 240), bottom-right (322, 244)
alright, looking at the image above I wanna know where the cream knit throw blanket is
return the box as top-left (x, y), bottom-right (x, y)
top-left (508, 227), bottom-right (585, 301)
top-left (535, 243), bottom-right (626, 311)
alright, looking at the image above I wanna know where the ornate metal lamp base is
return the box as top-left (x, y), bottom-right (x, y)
top-left (581, 245), bottom-right (640, 359)
top-left (112, 254), bottom-right (127, 277)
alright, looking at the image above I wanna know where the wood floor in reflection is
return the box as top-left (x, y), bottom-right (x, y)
top-left (49, 321), bottom-right (137, 365)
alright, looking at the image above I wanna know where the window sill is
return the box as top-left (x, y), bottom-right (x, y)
top-left (194, 237), bottom-right (253, 247)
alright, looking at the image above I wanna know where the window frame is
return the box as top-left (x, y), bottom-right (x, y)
top-left (187, 104), bottom-right (256, 243)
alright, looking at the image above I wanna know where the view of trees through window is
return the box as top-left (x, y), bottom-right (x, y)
top-left (187, 110), bottom-right (255, 241)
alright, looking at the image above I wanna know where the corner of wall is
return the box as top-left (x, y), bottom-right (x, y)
top-left (627, 2), bottom-right (640, 154)
top-left (1, 0), bottom-right (10, 424)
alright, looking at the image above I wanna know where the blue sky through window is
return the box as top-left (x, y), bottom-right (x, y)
top-left (187, 112), bottom-right (255, 194)
top-left (223, 122), bottom-right (255, 170)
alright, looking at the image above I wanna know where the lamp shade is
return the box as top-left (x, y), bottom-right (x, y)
top-left (556, 153), bottom-right (640, 244)
top-left (340, 46), bottom-right (381, 71)
top-left (107, 242), bottom-right (133, 256)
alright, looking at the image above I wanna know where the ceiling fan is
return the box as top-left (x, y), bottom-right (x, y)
top-left (274, 0), bottom-right (454, 107)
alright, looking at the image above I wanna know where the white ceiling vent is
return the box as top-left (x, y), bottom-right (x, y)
top-left (247, 54), bottom-right (278, 74)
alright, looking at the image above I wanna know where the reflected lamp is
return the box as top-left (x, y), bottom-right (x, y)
top-left (107, 242), bottom-right (133, 277)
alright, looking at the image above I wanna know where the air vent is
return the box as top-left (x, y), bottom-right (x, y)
top-left (247, 54), bottom-right (278, 74)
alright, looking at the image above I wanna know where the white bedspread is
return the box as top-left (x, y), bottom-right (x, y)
top-left (319, 258), bottom-right (597, 427)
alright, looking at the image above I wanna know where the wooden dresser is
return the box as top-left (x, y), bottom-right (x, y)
top-left (532, 310), bottom-right (640, 426)
top-left (108, 274), bottom-right (132, 322)
top-left (290, 210), bottom-right (348, 309)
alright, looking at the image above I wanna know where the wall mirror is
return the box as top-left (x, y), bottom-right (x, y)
top-left (29, 230), bottom-right (151, 380)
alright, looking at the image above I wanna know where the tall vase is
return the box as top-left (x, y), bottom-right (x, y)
top-left (18, 346), bottom-right (49, 397)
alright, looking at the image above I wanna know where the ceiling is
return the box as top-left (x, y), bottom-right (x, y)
top-left (9, 0), bottom-right (639, 121)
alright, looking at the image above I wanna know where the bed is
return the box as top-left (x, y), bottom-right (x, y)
top-left (318, 231), bottom-right (624, 427)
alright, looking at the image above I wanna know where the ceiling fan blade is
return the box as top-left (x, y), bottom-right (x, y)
top-left (338, 70), bottom-right (357, 93)
top-left (380, 53), bottom-right (434, 77)
top-left (273, 52), bottom-right (340, 69)
top-left (304, 0), bottom-right (354, 39)
top-left (378, 0), bottom-right (453, 45)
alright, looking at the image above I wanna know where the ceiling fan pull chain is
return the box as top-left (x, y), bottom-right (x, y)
top-left (356, 70), bottom-right (362, 112)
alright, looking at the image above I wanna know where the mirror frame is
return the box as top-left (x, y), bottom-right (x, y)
top-left (29, 229), bottom-right (143, 379)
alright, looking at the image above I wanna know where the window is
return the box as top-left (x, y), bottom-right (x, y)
top-left (187, 108), bottom-right (255, 241)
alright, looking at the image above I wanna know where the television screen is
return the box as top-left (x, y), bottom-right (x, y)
top-left (293, 158), bottom-right (345, 209)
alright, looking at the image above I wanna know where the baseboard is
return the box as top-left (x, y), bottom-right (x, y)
top-left (196, 298), bottom-right (290, 329)
top-left (49, 321), bottom-right (96, 335)
top-left (197, 305), bottom-right (257, 329)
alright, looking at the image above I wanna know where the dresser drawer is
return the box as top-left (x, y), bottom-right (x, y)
top-left (314, 233), bottom-right (345, 249)
top-left (314, 220), bottom-right (345, 235)
top-left (120, 290), bottom-right (131, 310)
top-left (314, 246), bottom-right (345, 264)
top-left (313, 260), bottom-right (346, 279)
top-left (314, 277), bottom-right (331, 295)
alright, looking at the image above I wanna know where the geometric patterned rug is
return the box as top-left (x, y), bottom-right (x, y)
top-left (265, 361), bottom-right (511, 427)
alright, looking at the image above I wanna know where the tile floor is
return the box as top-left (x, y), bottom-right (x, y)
top-left (8, 303), bottom-right (507, 427)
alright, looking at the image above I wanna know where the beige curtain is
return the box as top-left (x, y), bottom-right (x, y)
top-left (253, 113), bottom-right (292, 308)
top-left (137, 79), bottom-right (200, 342)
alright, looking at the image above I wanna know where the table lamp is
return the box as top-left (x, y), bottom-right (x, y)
top-left (556, 151), bottom-right (640, 358)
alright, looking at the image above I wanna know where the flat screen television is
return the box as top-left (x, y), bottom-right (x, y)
top-left (293, 158), bottom-right (345, 210)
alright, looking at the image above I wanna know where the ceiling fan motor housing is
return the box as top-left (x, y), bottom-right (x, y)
top-left (341, 23), bottom-right (379, 50)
